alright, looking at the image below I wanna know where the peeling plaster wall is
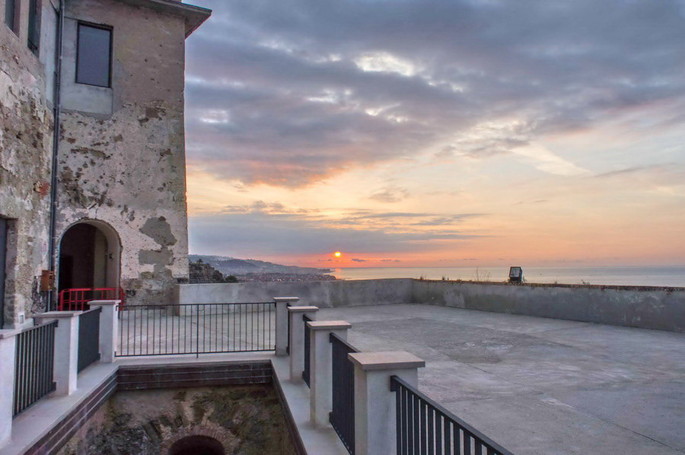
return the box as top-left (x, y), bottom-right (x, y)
top-left (0, 13), bottom-right (54, 326)
top-left (56, 0), bottom-right (190, 305)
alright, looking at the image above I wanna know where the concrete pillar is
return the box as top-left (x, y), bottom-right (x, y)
top-left (308, 320), bottom-right (351, 427)
top-left (0, 329), bottom-right (19, 448)
top-left (89, 300), bottom-right (120, 363)
top-left (35, 312), bottom-right (80, 396)
top-left (348, 351), bottom-right (425, 455)
top-left (288, 305), bottom-right (319, 381)
top-left (274, 297), bottom-right (299, 356)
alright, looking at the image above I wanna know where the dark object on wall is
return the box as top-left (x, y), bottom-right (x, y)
top-left (0, 218), bottom-right (6, 327)
top-left (509, 266), bottom-right (523, 283)
top-left (41, 270), bottom-right (55, 292)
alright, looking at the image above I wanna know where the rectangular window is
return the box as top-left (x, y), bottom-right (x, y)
top-left (76, 23), bottom-right (112, 88)
top-left (0, 218), bottom-right (7, 328)
top-left (5, 0), bottom-right (18, 33)
top-left (27, 0), bottom-right (40, 54)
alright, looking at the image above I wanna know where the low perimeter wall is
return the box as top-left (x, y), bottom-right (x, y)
top-left (178, 278), bottom-right (414, 308)
top-left (179, 279), bottom-right (685, 333)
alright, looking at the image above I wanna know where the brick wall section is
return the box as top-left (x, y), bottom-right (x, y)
top-left (23, 360), bottom-right (296, 454)
top-left (25, 373), bottom-right (117, 455)
top-left (117, 360), bottom-right (272, 390)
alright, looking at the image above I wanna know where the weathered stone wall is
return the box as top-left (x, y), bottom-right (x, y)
top-left (0, 7), bottom-right (54, 326)
top-left (412, 280), bottom-right (685, 332)
top-left (179, 278), bottom-right (415, 307)
top-left (56, 0), bottom-right (190, 305)
top-left (57, 386), bottom-right (297, 455)
top-left (179, 279), bottom-right (685, 332)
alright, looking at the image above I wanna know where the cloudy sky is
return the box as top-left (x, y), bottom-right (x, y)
top-left (184, 0), bottom-right (685, 268)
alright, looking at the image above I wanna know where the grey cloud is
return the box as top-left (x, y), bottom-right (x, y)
top-left (369, 187), bottom-right (410, 203)
top-left (189, 211), bottom-right (479, 257)
top-left (186, 0), bottom-right (685, 186)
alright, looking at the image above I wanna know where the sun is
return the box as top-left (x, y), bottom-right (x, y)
top-left (334, 251), bottom-right (342, 258)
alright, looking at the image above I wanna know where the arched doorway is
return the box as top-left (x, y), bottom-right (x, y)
top-left (58, 220), bottom-right (121, 310)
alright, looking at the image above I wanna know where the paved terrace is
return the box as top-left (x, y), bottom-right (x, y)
top-left (317, 304), bottom-right (685, 455)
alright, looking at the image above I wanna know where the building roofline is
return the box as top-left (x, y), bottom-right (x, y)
top-left (115, 0), bottom-right (211, 37)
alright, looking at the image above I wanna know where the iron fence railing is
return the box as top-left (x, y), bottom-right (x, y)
top-left (303, 314), bottom-right (312, 387)
top-left (78, 307), bottom-right (101, 372)
top-left (391, 375), bottom-right (512, 455)
top-left (117, 302), bottom-right (276, 357)
top-left (13, 320), bottom-right (57, 417)
top-left (58, 287), bottom-right (126, 311)
top-left (330, 332), bottom-right (359, 454)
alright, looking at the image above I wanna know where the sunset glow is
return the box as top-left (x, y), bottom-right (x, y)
top-left (185, 0), bottom-right (685, 269)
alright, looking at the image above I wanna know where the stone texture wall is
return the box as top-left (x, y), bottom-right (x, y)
top-left (0, 8), bottom-right (54, 326)
top-left (56, 0), bottom-right (190, 305)
top-left (179, 279), bottom-right (685, 332)
top-left (57, 385), bottom-right (297, 455)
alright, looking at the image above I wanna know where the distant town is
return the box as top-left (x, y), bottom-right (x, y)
top-left (189, 255), bottom-right (336, 283)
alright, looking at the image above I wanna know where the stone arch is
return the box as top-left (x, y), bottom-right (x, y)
top-left (57, 219), bottom-right (121, 293)
top-left (168, 435), bottom-right (226, 455)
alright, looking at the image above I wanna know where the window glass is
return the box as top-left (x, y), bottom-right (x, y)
top-left (0, 218), bottom-right (7, 328)
top-left (5, 0), bottom-right (17, 33)
top-left (76, 24), bottom-right (112, 87)
top-left (28, 0), bottom-right (40, 53)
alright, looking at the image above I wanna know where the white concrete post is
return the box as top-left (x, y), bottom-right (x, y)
top-left (288, 305), bottom-right (319, 381)
top-left (308, 320), bottom-right (352, 427)
top-left (89, 300), bottom-right (120, 363)
top-left (348, 351), bottom-right (425, 455)
top-left (274, 297), bottom-right (299, 356)
top-left (35, 312), bottom-right (80, 396)
top-left (0, 329), bottom-right (19, 448)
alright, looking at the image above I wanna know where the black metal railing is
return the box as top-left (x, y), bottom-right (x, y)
top-left (78, 307), bottom-right (102, 373)
top-left (117, 302), bottom-right (276, 357)
top-left (302, 314), bottom-right (312, 386)
top-left (13, 321), bottom-right (57, 417)
top-left (391, 375), bottom-right (512, 455)
top-left (330, 332), bottom-right (359, 454)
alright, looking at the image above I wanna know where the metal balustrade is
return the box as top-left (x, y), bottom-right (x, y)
top-left (117, 302), bottom-right (276, 357)
top-left (77, 307), bottom-right (102, 372)
top-left (58, 287), bottom-right (126, 311)
top-left (391, 375), bottom-right (512, 455)
top-left (329, 332), bottom-right (359, 454)
top-left (13, 321), bottom-right (57, 417)
top-left (302, 314), bottom-right (312, 386)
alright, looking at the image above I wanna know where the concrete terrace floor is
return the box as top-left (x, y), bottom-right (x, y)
top-left (317, 304), bottom-right (685, 455)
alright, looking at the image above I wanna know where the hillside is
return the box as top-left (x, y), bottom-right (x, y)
top-left (189, 255), bottom-right (332, 276)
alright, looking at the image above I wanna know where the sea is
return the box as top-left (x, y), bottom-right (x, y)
top-left (330, 266), bottom-right (685, 287)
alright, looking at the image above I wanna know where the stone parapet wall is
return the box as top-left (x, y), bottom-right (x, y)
top-left (178, 278), bottom-right (414, 308)
top-left (179, 279), bottom-right (685, 332)
top-left (411, 280), bottom-right (685, 333)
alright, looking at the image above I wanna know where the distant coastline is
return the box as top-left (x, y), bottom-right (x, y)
top-left (331, 265), bottom-right (685, 288)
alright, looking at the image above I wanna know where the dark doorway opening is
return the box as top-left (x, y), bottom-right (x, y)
top-left (57, 221), bottom-right (121, 307)
top-left (0, 217), bottom-right (7, 328)
top-left (168, 436), bottom-right (225, 455)
top-left (59, 223), bottom-right (108, 290)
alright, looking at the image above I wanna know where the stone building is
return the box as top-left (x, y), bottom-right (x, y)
top-left (0, 0), bottom-right (210, 328)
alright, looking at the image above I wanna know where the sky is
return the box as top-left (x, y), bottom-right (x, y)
top-left (183, 0), bottom-right (685, 268)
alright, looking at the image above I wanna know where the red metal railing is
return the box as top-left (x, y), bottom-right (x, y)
top-left (58, 287), bottom-right (126, 311)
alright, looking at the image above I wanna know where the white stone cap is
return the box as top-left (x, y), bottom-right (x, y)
top-left (306, 320), bottom-right (352, 331)
top-left (288, 306), bottom-right (319, 313)
top-left (89, 300), bottom-right (121, 306)
top-left (0, 329), bottom-right (21, 340)
top-left (34, 311), bottom-right (81, 319)
top-left (348, 351), bottom-right (425, 371)
top-left (274, 296), bottom-right (300, 302)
